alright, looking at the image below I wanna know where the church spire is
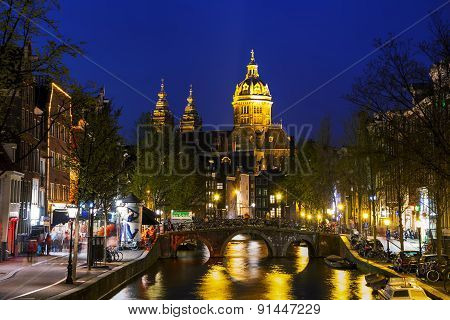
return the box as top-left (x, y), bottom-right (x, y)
top-left (152, 78), bottom-right (174, 128)
top-left (246, 49), bottom-right (259, 78)
top-left (180, 84), bottom-right (202, 132)
top-left (186, 84), bottom-right (194, 106)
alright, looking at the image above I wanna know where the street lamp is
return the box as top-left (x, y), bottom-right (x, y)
top-left (362, 212), bottom-right (369, 238)
top-left (276, 193), bottom-right (282, 219)
top-left (337, 203), bottom-right (344, 211)
top-left (384, 218), bottom-right (391, 256)
top-left (213, 193), bottom-right (220, 218)
top-left (66, 206), bottom-right (77, 284)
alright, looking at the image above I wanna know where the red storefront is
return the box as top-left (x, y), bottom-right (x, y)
top-left (7, 217), bottom-right (18, 256)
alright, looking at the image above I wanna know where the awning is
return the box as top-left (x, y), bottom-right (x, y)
top-left (51, 210), bottom-right (69, 226)
top-left (121, 194), bottom-right (142, 204)
top-left (142, 207), bottom-right (159, 225)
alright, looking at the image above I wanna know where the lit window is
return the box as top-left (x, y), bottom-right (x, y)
top-left (270, 195), bottom-right (275, 204)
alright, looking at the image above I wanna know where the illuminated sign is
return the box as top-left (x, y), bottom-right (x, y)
top-left (171, 210), bottom-right (192, 220)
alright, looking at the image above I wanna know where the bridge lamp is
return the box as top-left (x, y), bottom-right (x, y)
top-left (276, 193), bottom-right (282, 201)
top-left (213, 193), bottom-right (220, 202)
top-left (337, 203), bottom-right (344, 211)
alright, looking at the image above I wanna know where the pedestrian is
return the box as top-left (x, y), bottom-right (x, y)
top-left (27, 240), bottom-right (33, 262)
top-left (45, 233), bottom-right (52, 255)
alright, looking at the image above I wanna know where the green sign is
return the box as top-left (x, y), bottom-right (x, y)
top-left (171, 210), bottom-right (192, 220)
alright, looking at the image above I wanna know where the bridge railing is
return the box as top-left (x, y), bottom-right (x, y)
top-left (164, 218), bottom-right (339, 234)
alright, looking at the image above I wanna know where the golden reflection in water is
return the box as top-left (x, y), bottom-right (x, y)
top-left (357, 274), bottom-right (373, 300)
top-left (331, 269), bottom-right (350, 300)
top-left (294, 245), bottom-right (309, 273)
top-left (263, 266), bottom-right (293, 300)
top-left (224, 240), bottom-right (265, 282)
top-left (197, 265), bottom-right (232, 300)
top-left (143, 271), bottom-right (165, 300)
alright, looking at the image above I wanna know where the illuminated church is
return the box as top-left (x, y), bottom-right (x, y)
top-left (150, 50), bottom-right (293, 219)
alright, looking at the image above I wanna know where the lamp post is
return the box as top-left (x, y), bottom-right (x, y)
top-left (66, 207), bottom-right (77, 284)
top-left (337, 203), bottom-right (344, 233)
top-left (362, 212), bottom-right (369, 238)
top-left (213, 193), bottom-right (220, 218)
top-left (384, 219), bottom-right (391, 256)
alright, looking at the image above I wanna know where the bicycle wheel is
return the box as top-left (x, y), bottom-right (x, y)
top-left (426, 269), bottom-right (440, 282)
top-left (106, 251), bottom-right (113, 263)
top-left (116, 251), bottom-right (123, 261)
top-left (444, 271), bottom-right (450, 294)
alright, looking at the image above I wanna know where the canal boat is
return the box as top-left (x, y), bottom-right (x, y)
top-left (378, 280), bottom-right (431, 300)
top-left (365, 273), bottom-right (389, 290)
top-left (324, 255), bottom-right (356, 269)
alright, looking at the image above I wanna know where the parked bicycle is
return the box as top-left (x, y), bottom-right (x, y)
top-left (105, 246), bottom-right (123, 262)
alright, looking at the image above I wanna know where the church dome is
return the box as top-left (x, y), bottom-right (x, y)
top-left (233, 50), bottom-right (271, 100)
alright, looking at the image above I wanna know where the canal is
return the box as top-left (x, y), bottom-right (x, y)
top-left (112, 235), bottom-right (374, 300)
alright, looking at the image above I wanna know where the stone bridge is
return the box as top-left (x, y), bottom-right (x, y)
top-left (158, 227), bottom-right (340, 258)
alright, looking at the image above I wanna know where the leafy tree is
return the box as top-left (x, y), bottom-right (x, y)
top-left (0, 0), bottom-right (80, 173)
top-left (347, 17), bottom-right (449, 255)
top-left (66, 86), bottom-right (127, 276)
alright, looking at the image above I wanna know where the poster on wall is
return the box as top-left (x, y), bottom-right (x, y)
top-left (118, 206), bottom-right (141, 243)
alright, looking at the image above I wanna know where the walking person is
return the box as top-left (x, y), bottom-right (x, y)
top-left (45, 233), bottom-right (52, 256)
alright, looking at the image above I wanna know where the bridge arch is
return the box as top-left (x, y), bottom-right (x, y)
top-left (281, 236), bottom-right (316, 257)
top-left (172, 233), bottom-right (214, 257)
top-left (219, 229), bottom-right (276, 257)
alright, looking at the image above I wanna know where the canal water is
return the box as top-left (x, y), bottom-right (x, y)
top-left (111, 236), bottom-right (374, 300)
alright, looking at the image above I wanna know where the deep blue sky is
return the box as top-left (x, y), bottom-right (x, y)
top-left (54, 0), bottom-right (449, 144)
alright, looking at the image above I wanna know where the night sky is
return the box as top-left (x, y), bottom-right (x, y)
top-left (53, 0), bottom-right (449, 144)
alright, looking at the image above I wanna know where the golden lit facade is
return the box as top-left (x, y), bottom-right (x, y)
top-left (232, 50), bottom-right (272, 129)
top-left (151, 79), bottom-right (174, 128)
top-left (231, 50), bottom-right (290, 172)
top-left (180, 85), bottom-right (202, 132)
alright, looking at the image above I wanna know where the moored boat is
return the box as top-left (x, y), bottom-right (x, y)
top-left (365, 273), bottom-right (388, 290)
top-left (324, 255), bottom-right (357, 269)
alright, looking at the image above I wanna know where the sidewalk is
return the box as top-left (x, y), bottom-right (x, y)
top-left (369, 236), bottom-right (420, 253)
top-left (343, 236), bottom-right (448, 299)
top-left (0, 250), bottom-right (144, 299)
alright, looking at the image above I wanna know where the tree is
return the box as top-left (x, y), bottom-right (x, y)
top-left (129, 114), bottom-right (206, 216)
top-left (348, 17), bottom-right (449, 255)
top-left (67, 86), bottom-right (127, 277)
top-left (0, 0), bottom-right (80, 174)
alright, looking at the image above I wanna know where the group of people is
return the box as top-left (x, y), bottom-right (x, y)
top-left (26, 233), bottom-right (52, 262)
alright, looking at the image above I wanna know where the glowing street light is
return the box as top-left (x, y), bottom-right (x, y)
top-left (307, 214), bottom-right (312, 220)
top-left (276, 193), bottom-right (282, 201)
top-left (362, 212), bottom-right (369, 220)
top-left (317, 214), bottom-right (322, 221)
top-left (337, 203), bottom-right (344, 211)
top-left (384, 219), bottom-right (391, 227)
top-left (213, 193), bottom-right (220, 202)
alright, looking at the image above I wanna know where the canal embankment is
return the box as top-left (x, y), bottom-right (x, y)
top-left (339, 235), bottom-right (449, 300)
top-left (51, 239), bottom-right (161, 300)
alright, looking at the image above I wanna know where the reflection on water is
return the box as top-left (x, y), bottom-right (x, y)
top-left (112, 238), bottom-right (374, 300)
